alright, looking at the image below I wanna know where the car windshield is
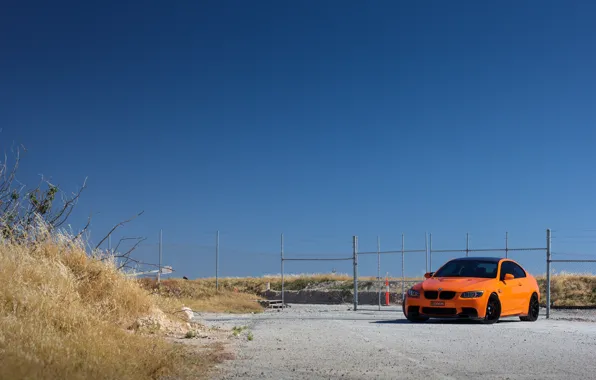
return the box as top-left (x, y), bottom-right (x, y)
top-left (433, 260), bottom-right (498, 278)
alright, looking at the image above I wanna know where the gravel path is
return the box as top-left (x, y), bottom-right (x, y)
top-left (194, 305), bottom-right (596, 380)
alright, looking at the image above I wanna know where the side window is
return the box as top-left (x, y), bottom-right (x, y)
top-left (511, 262), bottom-right (526, 278)
top-left (500, 261), bottom-right (526, 279)
top-left (500, 261), bottom-right (513, 280)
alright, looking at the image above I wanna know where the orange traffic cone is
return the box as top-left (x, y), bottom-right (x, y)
top-left (385, 275), bottom-right (390, 305)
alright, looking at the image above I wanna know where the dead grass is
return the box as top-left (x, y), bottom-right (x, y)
top-left (139, 278), bottom-right (264, 314)
top-left (536, 274), bottom-right (596, 306)
top-left (171, 272), bottom-right (596, 307)
top-left (0, 230), bottom-right (219, 380)
top-left (159, 273), bottom-right (422, 294)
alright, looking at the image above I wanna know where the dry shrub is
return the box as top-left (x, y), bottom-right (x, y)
top-left (0, 232), bottom-right (212, 380)
top-left (536, 274), bottom-right (596, 306)
top-left (139, 278), bottom-right (264, 314)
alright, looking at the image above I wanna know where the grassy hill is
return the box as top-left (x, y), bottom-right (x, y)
top-left (0, 229), bottom-right (261, 380)
top-left (163, 272), bottom-right (596, 307)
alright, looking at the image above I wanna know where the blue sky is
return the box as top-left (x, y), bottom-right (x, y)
top-left (1, 0), bottom-right (595, 278)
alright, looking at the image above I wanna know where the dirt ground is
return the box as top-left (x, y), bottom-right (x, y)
top-left (195, 304), bottom-right (596, 380)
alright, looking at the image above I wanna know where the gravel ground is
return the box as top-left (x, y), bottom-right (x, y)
top-left (194, 304), bottom-right (596, 380)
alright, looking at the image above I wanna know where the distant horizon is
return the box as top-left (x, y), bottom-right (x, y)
top-left (153, 268), bottom-right (595, 281)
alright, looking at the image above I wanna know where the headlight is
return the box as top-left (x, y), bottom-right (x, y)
top-left (460, 291), bottom-right (484, 298)
top-left (407, 289), bottom-right (420, 297)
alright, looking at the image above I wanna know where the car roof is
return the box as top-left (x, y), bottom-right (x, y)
top-left (447, 257), bottom-right (504, 263)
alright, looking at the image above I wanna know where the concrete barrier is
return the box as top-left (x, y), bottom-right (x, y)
top-left (260, 290), bottom-right (404, 305)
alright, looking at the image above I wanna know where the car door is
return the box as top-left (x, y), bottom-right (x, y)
top-left (500, 261), bottom-right (526, 314)
top-left (497, 261), bottom-right (514, 314)
top-left (510, 262), bottom-right (531, 313)
top-left (498, 261), bottom-right (523, 314)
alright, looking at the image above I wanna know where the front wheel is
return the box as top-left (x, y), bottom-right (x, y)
top-left (482, 293), bottom-right (501, 324)
top-left (520, 293), bottom-right (539, 322)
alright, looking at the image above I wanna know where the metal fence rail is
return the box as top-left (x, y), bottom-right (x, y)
top-left (132, 227), bottom-right (594, 320)
top-left (429, 230), bottom-right (551, 317)
top-left (126, 227), bottom-right (591, 320)
top-left (280, 233), bottom-right (353, 307)
top-left (278, 230), bottom-right (566, 317)
top-left (354, 230), bottom-right (557, 317)
top-left (356, 233), bottom-right (428, 310)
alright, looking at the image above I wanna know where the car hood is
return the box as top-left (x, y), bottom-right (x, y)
top-left (420, 277), bottom-right (495, 291)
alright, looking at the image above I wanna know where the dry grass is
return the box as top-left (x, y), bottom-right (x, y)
top-left (139, 278), bottom-right (264, 314)
top-left (163, 273), bottom-right (419, 293)
top-left (536, 273), bottom-right (596, 306)
top-left (173, 272), bottom-right (596, 307)
top-left (0, 230), bottom-right (219, 380)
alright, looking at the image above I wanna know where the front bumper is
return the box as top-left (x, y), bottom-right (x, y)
top-left (404, 295), bottom-right (487, 319)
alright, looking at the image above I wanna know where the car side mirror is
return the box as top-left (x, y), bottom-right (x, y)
top-left (503, 273), bottom-right (514, 281)
top-left (424, 272), bottom-right (434, 279)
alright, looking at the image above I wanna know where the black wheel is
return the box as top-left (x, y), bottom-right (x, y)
top-left (520, 293), bottom-right (539, 322)
top-left (402, 295), bottom-right (429, 323)
top-left (402, 295), bottom-right (406, 315)
top-left (482, 293), bottom-right (501, 324)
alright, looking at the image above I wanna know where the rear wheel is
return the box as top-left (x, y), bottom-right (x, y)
top-left (482, 293), bottom-right (501, 324)
top-left (520, 293), bottom-right (539, 322)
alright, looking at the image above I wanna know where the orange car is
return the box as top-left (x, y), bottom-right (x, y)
top-left (402, 257), bottom-right (540, 324)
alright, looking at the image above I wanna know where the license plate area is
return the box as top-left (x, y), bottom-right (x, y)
top-left (431, 301), bottom-right (445, 306)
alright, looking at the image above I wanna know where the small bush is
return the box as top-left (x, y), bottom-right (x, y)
top-left (139, 278), bottom-right (265, 314)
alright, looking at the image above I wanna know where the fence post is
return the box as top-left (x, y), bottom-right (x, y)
top-left (401, 233), bottom-right (405, 300)
top-left (429, 233), bottom-right (433, 271)
top-left (157, 229), bottom-right (162, 284)
top-left (424, 232), bottom-right (428, 273)
top-left (546, 228), bottom-right (551, 319)
top-left (505, 232), bottom-right (509, 258)
top-left (377, 236), bottom-right (381, 311)
top-left (281, 233), bottom-right (284, 307)
top-left (353, 235), bottom-right (358, 311)
top-left (466, 232), bottom-right (469, 257)
top-left (216, 230), bottom-right (219, 291)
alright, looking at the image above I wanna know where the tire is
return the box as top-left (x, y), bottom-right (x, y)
top-left (482, 293), bottom-right (501, 324)
top-left (402, 295), bottom-right (429, 323)
top-left (402, 295), bottom-right (406, 316)
top-left (520, 293), bottom-right (540, 322)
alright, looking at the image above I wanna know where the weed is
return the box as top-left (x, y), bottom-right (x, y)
top-left (232, 325), bottom-right (249, 337)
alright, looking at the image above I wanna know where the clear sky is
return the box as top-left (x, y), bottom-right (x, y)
top-left (2, 0), bottom-right (595, 279)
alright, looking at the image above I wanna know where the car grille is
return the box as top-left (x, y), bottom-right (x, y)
top-left (424, 290), bottom-right (455, 300)
top-left (422, 307), bottom-right (457, 316)
top-left (439, 291), bottom-right (456, 300)
top-left (424, 291), bottom-right (438, 299)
